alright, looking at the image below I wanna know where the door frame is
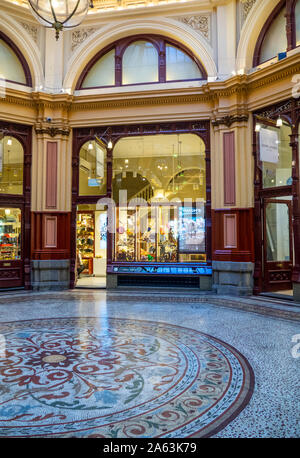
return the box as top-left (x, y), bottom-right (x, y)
top-left (253, 98), bottom-right (300, 295)
top-left (0, 122), bottom-right (32, 289)
top-left (70, 120), bottom-right (211, 289)
top-left (262, 197), bottom-right (293, 292)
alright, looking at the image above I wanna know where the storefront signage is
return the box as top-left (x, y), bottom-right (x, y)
top-left (88, 178), bottom-right (100, 187)
top-left (112, 265), bottom-right (212, 275)
top-left (259, 127), bottom-right (279, 163)
top-left (178, 206), bottom-right (205, 253)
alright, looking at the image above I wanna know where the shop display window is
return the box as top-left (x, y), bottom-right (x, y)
top-left (115, 208), bottom-right (136, 262)
top-left (77, 212), bottom-right (95, 273)
top-left (258, 123), bottom-right (292, 188)
top-left (0, 208), bottom-right (21, 260)
top-left (0, 136), bottom-right (24, 195)
top-left (114, 205), bottom-right (206, 263)
top-left (79, 140), bottom-right (107, 196)
top-left (112, 133), bottom-right (207, 264)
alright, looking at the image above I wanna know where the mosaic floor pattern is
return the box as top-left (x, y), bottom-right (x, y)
top-left (0, 317), bottom-right (254, 438)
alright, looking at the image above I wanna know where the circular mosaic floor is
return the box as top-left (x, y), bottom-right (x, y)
top-left (0, 317), bottom-right (254, 438)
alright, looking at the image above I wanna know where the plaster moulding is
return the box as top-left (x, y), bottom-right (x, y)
top-left (241, 0), bottom-right (257, 26)
top-left (71, 27), bottom-right (99, 53)
top-left (19, 21), bottom-right (39, 44)
top-left (171, 14), bottom-right (211, 43)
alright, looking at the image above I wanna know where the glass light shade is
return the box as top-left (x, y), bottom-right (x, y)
top-left (28, 0), bottom-right (89, 39)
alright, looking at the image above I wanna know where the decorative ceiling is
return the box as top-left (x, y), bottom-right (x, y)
top-left (7, 0), bottom-right (197, 13)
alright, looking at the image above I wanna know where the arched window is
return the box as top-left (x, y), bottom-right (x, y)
top-left (166, 44), bottom-right (203, 81)
top-left (76, 35), bottom-right (206, 89)
top-left (0, 33), bottom-right (31, 86)
top-left (254, 0), bottom-right (300, 67)
top-left (0, 136), bottom-right (24, 195)
top-left (82, 49), bottom-right (115, 88)
top-left (296, 0), bottom-right (300, 46)
top-left (122, 41), bottom-right (158, 85)
top-left (259, 7), bottom-right (287, 64)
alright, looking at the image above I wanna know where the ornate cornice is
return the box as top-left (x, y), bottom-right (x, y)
top-left (72, 93), bottom-right (210, 111)
top-left (35, 125), bottom-right (70, 137)
top-left (211, 114), bottom-right (249, 127)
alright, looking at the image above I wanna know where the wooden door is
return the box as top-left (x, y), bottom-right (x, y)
top-left (263, 199), bottom-right (293, 292)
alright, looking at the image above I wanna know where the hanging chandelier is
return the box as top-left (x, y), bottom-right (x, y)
top-left (27, 0), bottom-right (94, 40)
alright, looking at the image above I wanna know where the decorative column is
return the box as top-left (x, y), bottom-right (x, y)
top-left (211, 113), bottom-right (255, 296)
top-left (31, 117), bottom-right (72, 290)
top-left (216, 1), bottom-right (237, 77)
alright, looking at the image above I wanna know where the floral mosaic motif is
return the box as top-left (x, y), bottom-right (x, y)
top-left (0, 318), bottom-right (253, 437)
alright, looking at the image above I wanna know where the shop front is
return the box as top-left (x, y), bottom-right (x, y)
top-left (253, 99), bottom-right (300, 297)
top-left (0, 122), bottom-right (31, 289)
top-left (71, 121), bottom-right (212, 289)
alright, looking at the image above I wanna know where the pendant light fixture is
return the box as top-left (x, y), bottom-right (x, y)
top-left (27, 0), bottom-right (94, 40)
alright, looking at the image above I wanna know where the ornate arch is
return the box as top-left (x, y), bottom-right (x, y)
top-left (236, 0), bottom-right (283, 71)
top-left (0, 11), bottom-right (44, 89)
top-left (63, 18), bottom-right (217, 91)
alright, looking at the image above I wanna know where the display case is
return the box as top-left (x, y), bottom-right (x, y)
top-left (0, 208), bottom-right (21, 261)
top-left (138, 207), bottom-right (156, 262)
top-left (157, 206), bottom-right (178, 262)
top-left (114, 205), bottom-right (205, 263)
top-left (115, 207), bottom-right (136, 261)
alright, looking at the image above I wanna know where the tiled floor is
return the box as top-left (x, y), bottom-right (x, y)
top-left (76, 276), bottom-right (106, 288)
top-left (0, 290), bottom-right (299, 438)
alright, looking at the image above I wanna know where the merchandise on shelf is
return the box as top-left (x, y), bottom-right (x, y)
top-left (76, 213), bottom-right (95, 263)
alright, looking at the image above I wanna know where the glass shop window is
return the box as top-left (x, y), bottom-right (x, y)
top-left (79, 140), bottom-right (107, 196)
top-left (258, 123), bottom-right (292, 189)
top-left (0, 136), bottom-right (24, 195)
top-left (122, 41), bottom-right (159, 85)
top-left (112, 133), bottom-right (206, 263)
top-left (0, 208), bottom-right (21, 260)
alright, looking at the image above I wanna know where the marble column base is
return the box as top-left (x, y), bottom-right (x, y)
top-left (31, 260), bottom-right (70, 291)
top-left (212, 261), bottom-right (254, 296)
top-left (293, 283), bottom-right (300, 304)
